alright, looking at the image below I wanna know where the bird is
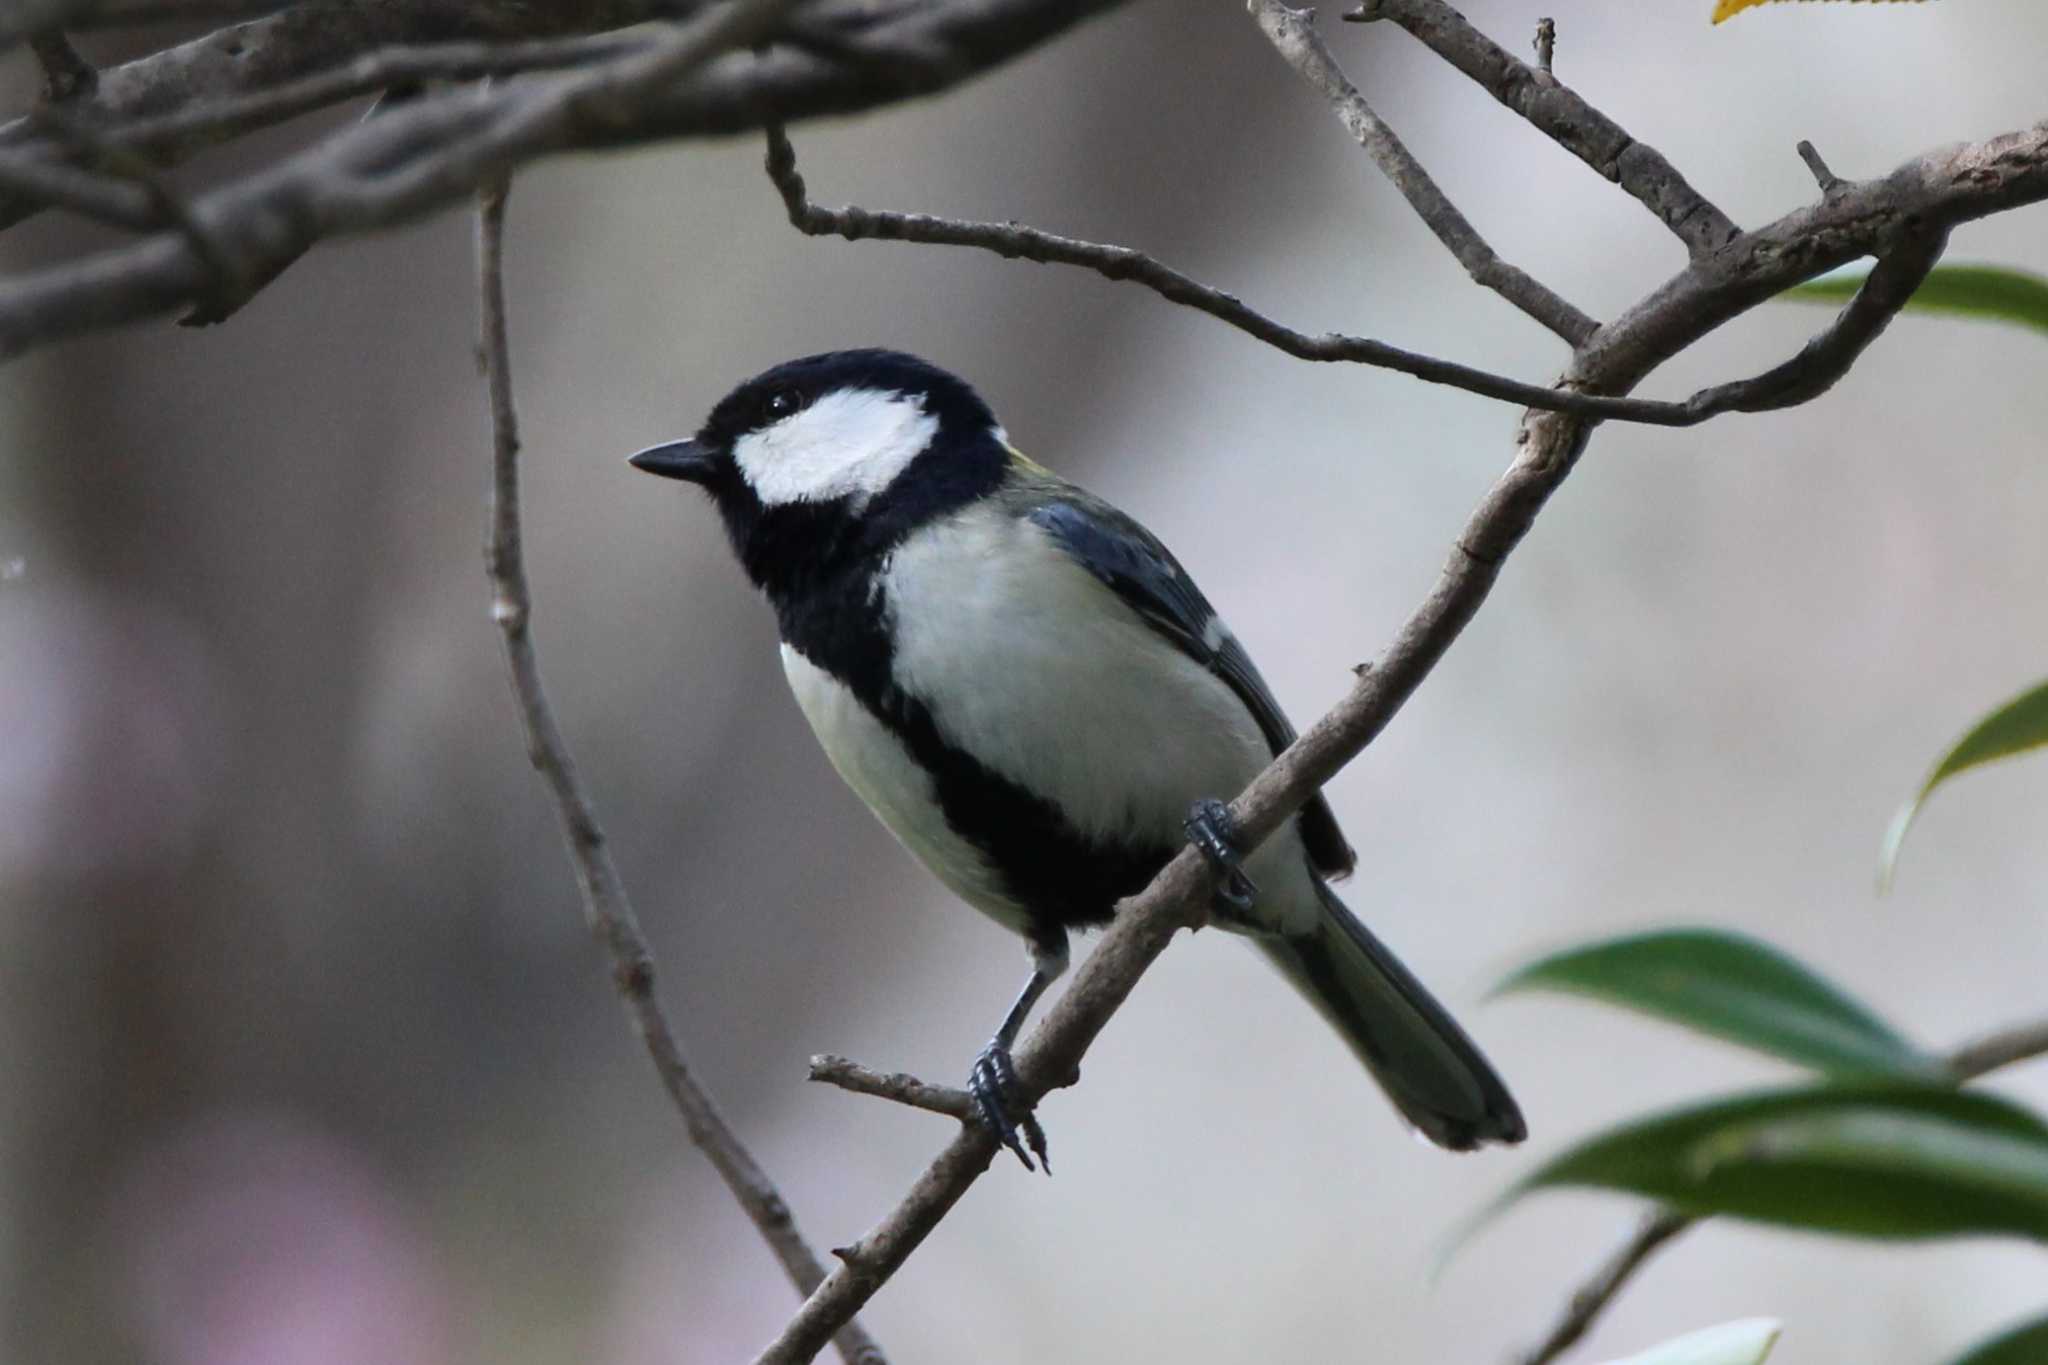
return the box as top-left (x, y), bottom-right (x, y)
top-left (628, 348), bottom-right (1525, 1170)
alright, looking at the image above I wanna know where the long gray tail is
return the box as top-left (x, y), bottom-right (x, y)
top-left (1257, 883), bottom-right (1525, 1150)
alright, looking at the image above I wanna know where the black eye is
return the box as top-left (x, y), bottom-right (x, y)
top-left (763, 386), bottom-right (804, 421)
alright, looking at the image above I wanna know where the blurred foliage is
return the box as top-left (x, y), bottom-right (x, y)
top-left (1881, 678), bottom-right (2048, 891)
top-left (1497, 928), bottom-right (2048, 1358)
top-left (1786, 263), bottom-right (2048, 335)
top-left (1497, 929), bottom-right (1943, 1081)
top-left (1946, 1314), bottom-right (2048, 1365)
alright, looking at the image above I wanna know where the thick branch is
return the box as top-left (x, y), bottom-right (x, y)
top-left (1516, 1012), bottom-right (2048, 1365)
top-left (0, 0), bottom-right (1132, 229)
top-left (475, 179), bottom-right (884, 1365)
top-left (1350, 0), bottom-right (1740, 258)
top-left (0, 0), bottom-right (294, 47)
top-left (1248, 0), bottom-right (1597, 345)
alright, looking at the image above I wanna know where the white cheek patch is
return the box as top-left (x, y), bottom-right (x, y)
top-left (731, 388), bottom-right (938, 507)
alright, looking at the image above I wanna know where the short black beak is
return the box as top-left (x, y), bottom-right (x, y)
top-left (627, 438), bottom-right (714, 483)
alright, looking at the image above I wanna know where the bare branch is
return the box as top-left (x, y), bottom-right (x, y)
top-left (1247, 0), bottom-right (1597, 346)
top-left (474, 177), bottom-right (886, 1365)
top-left (0, 150), bottom-right (156, 227)
top-left (0, 0), bottom-right (294, 47)
top-left (1681, 223), bottom-right (1947, 415)
top-left (1532, 17), bottom-right (1554, 76)
top-left (765, 125), bottom-right (2044, 434)
top-left (809, 1055), bottom-right (975, 1121)
top-left (1347, 0), bottom-right (1740, 258)
top-left (84, 30), bottom-right (657, 163)
top-left (0, 0), bottom-right (1132, 227)
top-left (1515, 1010), bottom-right (2048, 1365)
top-left (1950, 1017), bottom-right (2048, 1080)
top-left (30, 31), bottom-right (97, 102)
top-left (1517, 1210), bottom-right (1693, 1365)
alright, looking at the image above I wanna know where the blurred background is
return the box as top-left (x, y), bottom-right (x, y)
top-left (3, 2), bottom-right (2046, 1361)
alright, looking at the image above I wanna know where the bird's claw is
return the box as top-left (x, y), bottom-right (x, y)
top-left (1185, 797), bottom-right (1258, 914)
top-left (969, 1038), bottom-right (1050, 1173)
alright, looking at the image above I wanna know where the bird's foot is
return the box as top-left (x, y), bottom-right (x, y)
top-left (1185, 797), bottom-right (1258, 914)
top-left (969, 1038), bottom-right (1050, 1174)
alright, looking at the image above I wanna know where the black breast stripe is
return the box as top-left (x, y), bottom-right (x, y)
top-left (774, 561), bottom-right (1171, 940)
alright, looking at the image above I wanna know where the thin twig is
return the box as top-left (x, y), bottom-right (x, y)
top-left (1796, 139), bottom-right (1844, 198)
top-left (474, 177), bottom-right (886, 1365)
top-left (1680, 222), bottom-right (1948, 414)
top-left (1248, 0), bottom-right (1597, 345)
top-left (1349, 0), bottom-right (1740, 258)
top-left (1532, 17), bottom-right (1554, 76)
top-left (1516, 1210), bottom-right (1692, 1365)
top-left (763, 122), bottom-right (1629, 417)
top-left (809, 1055), bottom-right (975, 1121)
top-left (1514, 1011), bottom-right (2048, 1365)
top-left (0, 150), bottom-right (155, 226)
top-left (761, 125), bottom-right (2010, 434)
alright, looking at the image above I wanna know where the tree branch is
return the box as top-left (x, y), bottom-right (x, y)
top-left (765, 123), bottom-right (2048, 436)
top-left (1515, 1012), bottom-right (2048, 1365)
top-left (1347, 0), bottom-right (1740, 258)
top-left (1248, 0), bottom-right (1597, 346)
top-left (809, 1055), bottom-right (975, 1121)
top-left (1516, 1210), bottom-right (1693, 1365)
top-left (474, 177), bottom-right (885, 1365)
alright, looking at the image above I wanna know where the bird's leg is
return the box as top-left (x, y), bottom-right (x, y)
top-left (1185, 797), bottom-right (1258, 916)
top-left (969, 934), bottom-right (1068, 1173)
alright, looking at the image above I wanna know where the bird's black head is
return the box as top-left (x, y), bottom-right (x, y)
top-left (629, 349), bottom-right (1009, 596)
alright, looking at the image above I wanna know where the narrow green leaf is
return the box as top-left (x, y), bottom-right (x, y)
top-left (1784, 263), bottom-right (2048, 335)
top-left (1497, 929), bottom-right (1943, 1080)
top-left (1947, 1314), bottom-right (2048, 1365)
top-left (1492, 1084), bottom-right (2048, 1242)
top-left (1599, 1319), bottom-right (1781, 1365)
top-left (1881, 678), bottom-right (2048, 891)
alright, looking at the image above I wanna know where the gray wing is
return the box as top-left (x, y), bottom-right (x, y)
top-left (1028, 497), bottom-right (1356, 878)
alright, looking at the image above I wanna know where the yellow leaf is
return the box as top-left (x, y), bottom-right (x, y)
top-left (1714, 0), bottom-right (1937, 24)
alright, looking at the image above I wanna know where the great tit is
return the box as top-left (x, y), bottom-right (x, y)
top-left (629, 349), bottom-right (1524, 1169)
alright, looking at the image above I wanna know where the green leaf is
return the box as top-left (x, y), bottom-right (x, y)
top-left (1497, 929), bottom-right (1943, 1081)
top-left (1784, 263), bottom-right (2048, 335)
top-left (1493, 1084), bottom-right (2048, 1242)
top-left (1881, 678), bottom-right (2048, 892)
top-left (1599, 1319), bottom-right (1782, 1365)
top-left (1948, 1314), bottom-right (2048, 1365)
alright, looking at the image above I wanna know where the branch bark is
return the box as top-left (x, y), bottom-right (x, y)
top-left (475, 177), bottom-right (885, 1365)
top-left (1249, 0), bottom-right (1597, 345)
top-left (1349, 0), bottom-right (1740, 258)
